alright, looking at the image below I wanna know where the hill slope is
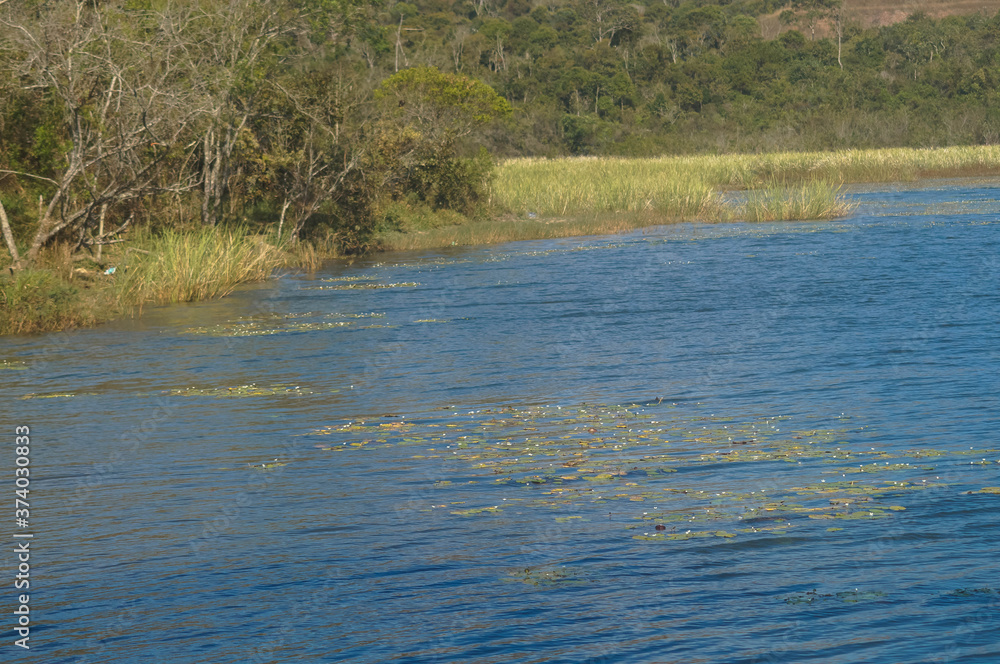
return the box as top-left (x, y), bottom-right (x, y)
top-left (845, 1), bottom-right (1000, 26)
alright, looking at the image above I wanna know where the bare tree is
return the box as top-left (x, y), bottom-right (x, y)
top-left (0, 0), bottom-right (201, 269)
top-left (586, 0), bottom-right (640, 44)
top-left (158, 0), bottom-right (292, 226)
top-left (268, 68), bottom-right (375, 246)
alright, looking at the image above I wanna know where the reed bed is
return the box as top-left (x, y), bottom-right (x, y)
top-left (687, 145), bottom-right (1000, 186)
top-left (492, 158), bottom-right (719, 218)
top-left (111, 227), bottom-right (285, 310)
top-left (738, 181), bottom-right (854, 222)
top-left (493, 145), bottom-right (1000, 222)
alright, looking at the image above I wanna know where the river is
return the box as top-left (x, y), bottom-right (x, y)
top-left (3, 179), bottom-right (1000, 663)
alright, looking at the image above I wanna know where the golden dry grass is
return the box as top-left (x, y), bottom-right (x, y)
top-left (378, 212), bottom-right (671, 251)
top-left (491, 146), bottom-right (1000, 224)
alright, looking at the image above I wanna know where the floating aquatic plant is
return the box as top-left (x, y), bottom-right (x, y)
top-left (182, 319), bottom-right (354, 337)
top-left (167, 383), bottom-right (313, 397)
top-left (506, 566), bottom-right (582, 587)
top-left (248, 458), bottom-right (286, 470)
top-left (634, 529), bottom-right (737, 541)
top-left (20, 392), bottom-right (80, 400)
top-left (451, 506), bottom-right (501, 516)
top-left (304, 402), bottom-right (984, 543)
top-left (321, 275), bottom-right (382, 282)
top-left (0, 360), bottom-right (27, 370)
top-left (303, 282), bottom-right (420, 290)
top-left (785, 589), bottom-right (888, 605)
top-left (333, 312), bottom-right (386, 319)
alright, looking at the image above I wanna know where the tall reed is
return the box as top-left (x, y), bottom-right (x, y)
top-left (494, 145), bottom-right (1000, 220)
top-left (739, 181), bottom-right (854, 222)
top-left (492, 157), bottom-right (719, 218)
top-left (111, 227), bottom-right (285, 311)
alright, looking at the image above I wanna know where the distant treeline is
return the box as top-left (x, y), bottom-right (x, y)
top-left (377, 0), bottom-right (1000, 155)
top-left (3, 0), bottom-right (1000, 261)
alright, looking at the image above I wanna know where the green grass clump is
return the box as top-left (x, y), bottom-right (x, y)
top-left (375, 201), bottom-right (469, 234)
top-left (0, 268), bottom-right (95, 335)
top-left (739, 181), bottom-right (855, 222)
top-left (111, 227), bottom-right (285, 311)
top-left (0, 226), bottom-right (314, 335)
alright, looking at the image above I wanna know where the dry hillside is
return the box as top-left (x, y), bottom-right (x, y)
top-left (844, 0), bottom-right (1000, 26)
top-left (759, 0), bottom-right (1000, 39)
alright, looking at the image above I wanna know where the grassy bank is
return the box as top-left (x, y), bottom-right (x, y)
top-left (376, 180), bottom-right (852, 250)
top-left (6, 145), bottom-right (1000, 335)
top-left (0, 268), bottom-right (98, 335)
top-left (0, 227), bottom-right (310, 335)
top-left (397, 145), bottom-right (1000, 249)
top-left (377, 211), bottom-right (676, 251)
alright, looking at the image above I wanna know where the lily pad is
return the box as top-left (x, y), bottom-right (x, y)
top-left (451, 506), bottom-right (501, 516)
top-left (302, 402), bottom-right (962, 542)
top-left (248, 459), bottom-right (286, 470)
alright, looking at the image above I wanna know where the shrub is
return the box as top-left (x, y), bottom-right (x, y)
top-left (0, 268), bottom-right (88, 335)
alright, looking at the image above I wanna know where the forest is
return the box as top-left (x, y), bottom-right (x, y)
top-left (4, 0), bottom-right (1000, 332)
top-left (5, 0), bottom-right (1000, 257)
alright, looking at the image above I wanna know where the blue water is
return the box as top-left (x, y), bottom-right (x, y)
top-left (3, 179), bottom-right (1000, 663)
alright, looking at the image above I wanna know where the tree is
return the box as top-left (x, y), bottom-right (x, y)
top-left (266, 64), bottom-right (375, 247)
top-left (373, 67), bottom-right (511, 213)
top-left (375, 66), bottom-right (512, 143)
top-left (0, 0), bottom-right (201, 269)
top-left (162, 0), bottom-right (293, 226)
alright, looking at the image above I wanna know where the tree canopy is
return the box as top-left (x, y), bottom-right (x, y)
top-left (4, 0), bottom-right (1000, 262)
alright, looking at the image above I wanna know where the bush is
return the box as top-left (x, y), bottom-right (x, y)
top-left (0, 268), bottom-right (89, 335)
top-left (402, 146), bottom-right (495, 216)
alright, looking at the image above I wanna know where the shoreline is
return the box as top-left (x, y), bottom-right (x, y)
top-left (4, 154), bottom-right (1000, 336)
